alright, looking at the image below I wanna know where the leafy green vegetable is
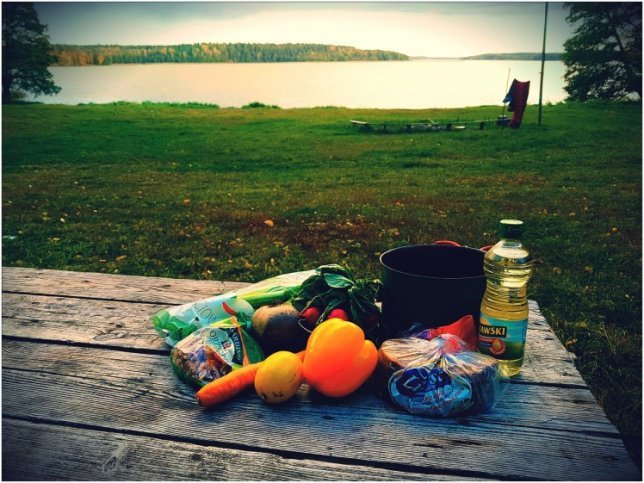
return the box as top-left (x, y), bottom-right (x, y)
top-left (323, 272), bottom-right (355, 289)
top-left (291, 264), bottom-right (382, 340)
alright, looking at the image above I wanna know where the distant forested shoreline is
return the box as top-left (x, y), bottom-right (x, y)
top-left (462, 52), bottom-right (564, 60)
top-left (50, 44), bottom-right (564, 66)
top-left (51, 43), bottom-right (409, 65)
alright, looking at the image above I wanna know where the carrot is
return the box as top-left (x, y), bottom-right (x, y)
top-left (196, 363), bottom-right (260, 407)
top-left (196, 350), bottom-right (307, 408)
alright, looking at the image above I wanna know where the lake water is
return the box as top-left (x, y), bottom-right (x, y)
top-left (33, 59), bottom-right (567, 109)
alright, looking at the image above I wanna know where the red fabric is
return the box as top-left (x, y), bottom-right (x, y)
top-left (413, 315), bottom-right (478, 350)
top-left (507, 80), bottom-right (530, 128)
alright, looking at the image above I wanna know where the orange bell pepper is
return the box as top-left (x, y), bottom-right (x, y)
top-left (302, 318), bottom-right (378, 398)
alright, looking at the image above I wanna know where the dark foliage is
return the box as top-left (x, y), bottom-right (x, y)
top-left (563, 2), bottom-right (642, 101)
top-left (2, 2), bottom-right (61, 102)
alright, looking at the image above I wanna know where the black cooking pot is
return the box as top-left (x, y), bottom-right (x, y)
top-left (379, 241), bottom-right (488, 339)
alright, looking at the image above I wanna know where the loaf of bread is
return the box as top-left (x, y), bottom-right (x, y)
top-left (376, 335), bottom-right (501, 416)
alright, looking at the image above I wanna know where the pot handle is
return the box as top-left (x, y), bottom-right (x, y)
top-left (434, 239), bottom-right (493, 252)
top-left (433, 240), bottom-right (461, 247)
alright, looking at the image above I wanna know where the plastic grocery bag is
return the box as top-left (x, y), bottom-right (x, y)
top-left (376, 334), bottom-right (504, 417)
top-left (170, 316), bottom-right (265, 388)
top-left (152, 269), bottom-right (315, 347)
top-left (407, 314), bottom-right (478, 350)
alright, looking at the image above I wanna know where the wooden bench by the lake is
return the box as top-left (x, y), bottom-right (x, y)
top-left (350, 119), bottom-right (488, 133)
top-left (2, 267), bottom-right (640, 480)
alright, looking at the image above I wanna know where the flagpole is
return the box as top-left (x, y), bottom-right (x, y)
top-left (538, 2), bottom-right (549, 126)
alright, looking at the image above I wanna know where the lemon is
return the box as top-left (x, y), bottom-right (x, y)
top-left (254, 351), bottom-right (303, 404)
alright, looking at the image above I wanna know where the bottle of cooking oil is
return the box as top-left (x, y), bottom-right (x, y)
top-left (478, 219), bottom-right (533, 377)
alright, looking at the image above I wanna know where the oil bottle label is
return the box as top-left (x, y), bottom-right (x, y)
top-left (478, 313), bottom-right (527, 360)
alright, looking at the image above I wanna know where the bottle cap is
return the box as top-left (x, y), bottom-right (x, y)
top-left (499, 219), bottom-right (523, 239)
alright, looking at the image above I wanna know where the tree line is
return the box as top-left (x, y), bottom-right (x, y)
top-left (463, 53), bottom-right (564, 61)
top-left (51, 43), bottom-right (409, 66)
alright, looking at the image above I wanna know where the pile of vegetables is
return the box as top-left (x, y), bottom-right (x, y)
top-left (196, 318), bottom-right (378, 407)
top-left (247, 264), bottom-right (382, 356)
top-left (152, 264), bottom-right (384, 405)
top-left (151, 262), bottom-right (509, 416)
top-left (153, 263), bottom-right (500, 413)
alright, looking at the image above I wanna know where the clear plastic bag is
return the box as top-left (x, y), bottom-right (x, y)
top-left (152, 270), bottom-right (315, 347)
top-left (377, 334), bottom-right (504, 417)
top-left (405, 314), bottom-right (478, 351)
top-left (170, 316), bottom-right (265, 388)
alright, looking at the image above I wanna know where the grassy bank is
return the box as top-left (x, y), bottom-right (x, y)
top-left (2, 101), bottom-right (641, 464)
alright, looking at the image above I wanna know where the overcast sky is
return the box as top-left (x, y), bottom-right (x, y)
top-left (34, 2), bottom-right (573, 58)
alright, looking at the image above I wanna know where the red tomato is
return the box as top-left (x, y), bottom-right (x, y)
top-left (300, 306), bottom-right (322, 328)
top-left (327, 308), bottom-right (350, 321)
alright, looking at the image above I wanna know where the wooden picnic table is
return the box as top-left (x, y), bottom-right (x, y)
top-left (2, 267), bottom-right (640, 481)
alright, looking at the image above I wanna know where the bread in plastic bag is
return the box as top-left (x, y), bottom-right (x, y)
top-left (170, 316), bottom-right (264, 388)
top-left (376, 334), bottom-right (503, 417)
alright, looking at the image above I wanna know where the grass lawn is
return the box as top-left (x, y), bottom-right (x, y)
top-left (2, 100), bottom-right (642, 464)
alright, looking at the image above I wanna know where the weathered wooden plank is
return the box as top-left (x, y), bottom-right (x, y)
top-left (3, 418), bottom-right (474, 481)
top-left (3, 340), bottom-right (638, 481)
top-left (2, 292), bottom-right (168, 351)
top-left (521, 299), bottom-right (582, 385)
top-left (1, 292), bottom-right (584, 386)
top-left (2, 267), bottom-right (250, 304)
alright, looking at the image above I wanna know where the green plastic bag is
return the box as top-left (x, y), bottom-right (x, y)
top-left (152, 270), bottom-right (315, 347)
